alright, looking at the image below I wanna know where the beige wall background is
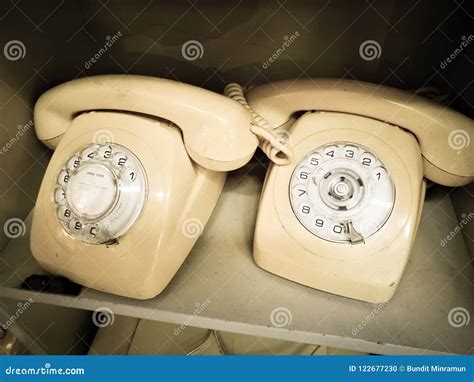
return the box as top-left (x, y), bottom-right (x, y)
top-left (0, 0), bottom-right (472, 250)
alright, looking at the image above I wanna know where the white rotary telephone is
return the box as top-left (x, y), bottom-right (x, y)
top-left (30, 75), bottom-right (270, 299)
top-left (245, 79), bottom-right (473, 303)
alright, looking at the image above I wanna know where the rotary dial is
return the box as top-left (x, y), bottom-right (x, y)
top-left (289, 142), bottom-right (395, 244)
top-left (54, 143), bottom-right (147, 244)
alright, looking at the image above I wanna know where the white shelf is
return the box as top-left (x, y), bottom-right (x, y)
top-left (1, 160), bottom-right (473, 355)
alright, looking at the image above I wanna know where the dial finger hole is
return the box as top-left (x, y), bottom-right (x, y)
top-left (67, 156), bottom-right (80, 171)
top-left (112, 152), bottom-right (127, 168)
top-left (313, 217), bottom-right (326, 229)
top-left (295, 166), bottom-right (311, 182)
top-left (342, 145), bottom-right (359, 159)
top-left (360, 152), bottom-right (376, 167)
top-left (291, 185), bottom-right (308, 199)
top-left (68, 219), bottom-right (83, 233)
top-left (98, 145), bottom-right (113, 160)
top-left (331, 222), bottom-right (344, 235)
top-left (372, 166), bottom-right (387, 182)
top-left (323, 145), bottom-right (339, 159)
top-left (124, 166), bottom-right (138, 183)
top-left (58, 206), bottom-right (72, 222)
top-left (298, 203), bottom-right (312, 216)
top-left (306, 153), bottom-right (322, 167)
top-left (84, 224), bottom-right (99, 240)
top-left (57, 170), bottom-right (70, 186)
top-left (54, 188), bottom-right (66, 204)
top-left (80, 145), bottom-right (99, 161)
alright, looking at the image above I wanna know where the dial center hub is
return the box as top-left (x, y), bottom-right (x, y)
top-left (331, 179), bottom-right (352, 200)
top-left (67, 163), bottom-right (117, 219)
top-left (319, 169), bottom-right (364, 210)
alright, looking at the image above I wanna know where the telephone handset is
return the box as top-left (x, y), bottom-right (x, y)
top-left (246, 79), bottom-right (473, 303)
top-left (35, 75), bottom-right (258, 171)
top-left (31, 75), bottom-right (260, 299)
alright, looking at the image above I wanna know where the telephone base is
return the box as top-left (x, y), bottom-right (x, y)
top-left (253, 112), bottom-right (426, 303)
top-left (30, 111), bottom-right (226, 299)
top-left (254, 250), bottom-right (395, 303)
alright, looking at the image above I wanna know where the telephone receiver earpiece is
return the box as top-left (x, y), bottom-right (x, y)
top-left (246, 79), bottom-right (473, 186)
top-left (34, 75), bottom-right (259, 171)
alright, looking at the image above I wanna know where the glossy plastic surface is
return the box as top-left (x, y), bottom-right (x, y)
top-left (253, 112), bottom-right (425, 302)
top-left (247, 79), bottom-right (473, 186)
top-left (31, 111), bottom-right (226, 299)
top-left (35, 75), bottom-right (258, 171)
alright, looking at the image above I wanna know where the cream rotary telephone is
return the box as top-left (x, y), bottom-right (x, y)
top-left (30, 75), bottom-right (268, 299)
top-left (246, 79), bottom-right (473, 303)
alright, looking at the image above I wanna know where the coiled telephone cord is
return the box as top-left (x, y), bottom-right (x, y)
top-left (224, 83), bottom-right (293, 165)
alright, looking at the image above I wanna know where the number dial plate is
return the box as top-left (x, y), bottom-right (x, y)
top-left (54, 143), bottom-right (147, 244)
top-left (289, 142), bottom-right (395, 243)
